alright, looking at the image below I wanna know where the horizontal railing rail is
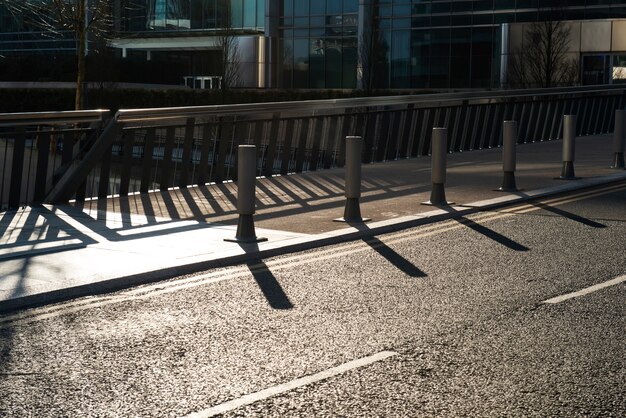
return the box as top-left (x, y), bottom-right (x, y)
top-left (1, 86), bottom-right (625, 210)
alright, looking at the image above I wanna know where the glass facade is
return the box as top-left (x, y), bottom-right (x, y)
top-left (123, 0), bottom-right (265, 32)
top-left (2, 1), bottom-right (626, 89)
top-left (275, 0), bottom-right (626, 89)
top-left (277, 0), bottom-right (359, 88)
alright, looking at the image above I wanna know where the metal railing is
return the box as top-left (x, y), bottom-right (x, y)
top-left (2, 86), bottom-right (625, 210)
top-left (0, 110), bottom-right (109, 211)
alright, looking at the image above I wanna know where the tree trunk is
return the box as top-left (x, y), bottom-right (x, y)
top-left (75, 1), bottom-right (86, 110)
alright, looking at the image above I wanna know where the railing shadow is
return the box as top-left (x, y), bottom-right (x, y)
top-left (58, 171), bottom-right (427, 243)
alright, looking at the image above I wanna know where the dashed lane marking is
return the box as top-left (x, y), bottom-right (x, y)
top-left (542, 274), bottom-right (626, 304)
top-left (184, 351), bottom-right (399, 418)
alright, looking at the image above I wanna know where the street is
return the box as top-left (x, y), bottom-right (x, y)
top-left (1, 181), bottom-right (625, 417)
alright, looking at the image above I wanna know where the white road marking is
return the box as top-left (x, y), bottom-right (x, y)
top-left (184, 351), bottom-right (398, 418)
top-left (543, 275), bottom-right (626, 304)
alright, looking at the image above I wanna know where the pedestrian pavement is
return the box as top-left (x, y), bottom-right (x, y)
top-left (1, 134), bottom-right (625, 313)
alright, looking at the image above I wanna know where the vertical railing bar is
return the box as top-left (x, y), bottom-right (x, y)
top-left (159, 126), bottom-right (176, 190)
top-left (530, 102), bottom-right (543, 142)
top-left (119, 130), bottom-right (134, 197)
top-left (280, 118), bottom-right (296, 174)
top-left (331, 115), bottom-right (345, 167)
top-left (8, 130), bottom-right (26, 209)
top-left (34, 130), bottom-right (51, 203)
top-left (450, 106), bottom-right (463, 152)
top-left (489, 105), bottom-right (504, 148)
top-left (309, 116), bottom-right (324, 171)
top-left (469, 106), bottom-right (481, 150)
top-left (406, 107), bottom-right (419, 157)
top-left (23, 129), bottom-right (37, 205)
top-left (179, 117), bottom-right (196, 188)
top-left (263, 113), bottom-right (280, 177)
top-left (324, 115), bottom-right (337, 168)
top-left (479, 105), bottom-right (493, 148)
top-left (198, 124), bottom-right (212, 186)
top-left (376, 110), bottom-right (390, 162)
top-left (605, 96), bottom-right (617, 134)
top-left (98, 143), bottom-right (112, 199)
top-left (396, 106), bottom-right (409, 159)
top-left (421, 108), bottom-right (434, 155)
top-left (361, 110), bottom-right (375, 163)
top-left (140, 128), bottom-right (156, 192)
top-left (295, 118), bottom-right (308, 173)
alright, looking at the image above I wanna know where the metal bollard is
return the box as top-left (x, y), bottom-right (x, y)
top-left (499, 120), bottom-right (518, 192)
top-left (225, 145), bottom-right (267, 243)
top-left (558, 115), bottom-right (578, 180)
top-left (335, 136), bottom-right (370, 222)
top-left (424, 127), bottom-right (451, 206)
top-left (611, 109), bottom-right (625, 169)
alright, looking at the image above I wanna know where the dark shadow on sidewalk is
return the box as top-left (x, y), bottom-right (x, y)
top-left (352, 223), bottom-right (427, 278)
top-left (528, 201), bottom-right (607, 228)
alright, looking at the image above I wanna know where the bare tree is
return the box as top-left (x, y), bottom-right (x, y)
top-left (217, 0), bottom-right (241, 90)
top-left (2, 0), bottom-right (117, 109)
top-left (508, 15), bottom-right (579, 88)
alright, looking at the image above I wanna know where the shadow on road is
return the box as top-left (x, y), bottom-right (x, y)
top-left (247, 259), bottom-right (294, 310)
top-left (528, 201), bottom-right (607, 228)
top-left (362, 236), bottom-right (428, 278)
top-left (455, 217), bottom-right (530, 252)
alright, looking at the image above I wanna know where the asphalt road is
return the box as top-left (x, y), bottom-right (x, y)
top-left (1, 181), bottom-right (625, 417)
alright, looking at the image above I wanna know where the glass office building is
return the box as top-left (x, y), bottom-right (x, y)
top-left (272, 1), bottom-right (626, 89)
top-left (1, 1), bottom-right (626, 89)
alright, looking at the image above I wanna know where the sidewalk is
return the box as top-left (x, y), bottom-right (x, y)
top-left (1, 134), bottom-right (625, 312)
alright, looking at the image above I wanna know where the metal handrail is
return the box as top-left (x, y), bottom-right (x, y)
top-left (0, 109), bottom-right (109, 127)
top-left (115, 85), bottom-right (626, 124)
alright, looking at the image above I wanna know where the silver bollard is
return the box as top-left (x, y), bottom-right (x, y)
top-left (335, 136), bottom-right (370, 222)
top-left (499, 120), bottom-right (518, 192)
top-left (225, 145), bottom-right (267, 243)
top-left (611, 109), bottom-right (625, 169)
top-left (424, 127), bottom-right (451, 206)
top-left (559, 115), bottom-right (578, 180)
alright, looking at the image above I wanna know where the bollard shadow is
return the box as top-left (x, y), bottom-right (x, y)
top-left (455, 216), bottom-right (530, 252)
top-left (527, 201), bottom-right (607, 228)
top-left (351, 223), bottom-right (427, 278)
top-left (247, 261), bottom-right (294, 310)
top-left (239, 243), bottom-right (293, 310)
top-left (439, 205), bottom-right (530, 252)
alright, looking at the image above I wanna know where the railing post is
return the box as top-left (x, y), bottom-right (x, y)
top-left (499, 120), bottom-right (518, 192)
top-left (225, 145), bottom-right (267, 243)
top-left (335, 136), bottom-right (370, 223)
top-left (425, 127), bottom-right (451, 206)
top-left (559, 115), bottom-right (578, 180)
top-left (611, 109), bottom-right (625, 169)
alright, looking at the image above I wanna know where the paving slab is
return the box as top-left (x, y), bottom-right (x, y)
top-left (0, 134), bottom-right (625, 312)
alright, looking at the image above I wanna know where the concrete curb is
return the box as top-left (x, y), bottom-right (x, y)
top-left (2, 171), bottom-right (625, 314)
